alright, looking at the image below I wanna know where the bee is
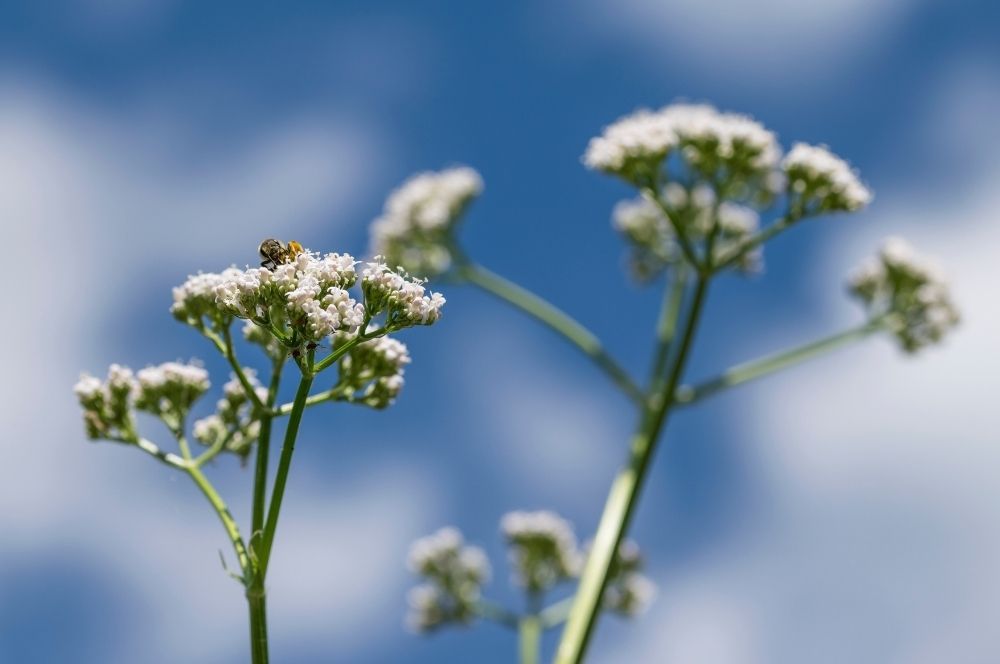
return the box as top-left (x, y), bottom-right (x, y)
top-left (258, 238), bottom-right (305, 270)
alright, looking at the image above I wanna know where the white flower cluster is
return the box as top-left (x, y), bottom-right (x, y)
top-left (132, 361), bottom-right (211, 427)
top-left (171, 268), bottom-right (244, 327)
top-left (214, 251), bottom-right (364, 342)
top-left (406, 527), bottom-right (491, 633)
top-left (74, 364), bottom-right (138, 440)
top-left (612, 185), bottom-right (762, 280)
top-left (333, 335), bottom-right (411, 409)
top-left (74, 361), bottom-right (211, 439)
top-left (583, 109), bottom-right (677, 177)
top-left (370, 167), bottom-right (483, 278)
top-left (361, 259), bottom-right (446, 327)
top-left (193, 371), bottom-right (268, 459)
top-left (782, 142), bottom-right (872, 212)
top-left (500, 510), bottom-right (581, 592)
top-left (849, 237), bottom-right (959, 352)
top-left (584, 103), bottom-right (780, 189)
top-left (601, 540), bottom-right (657, 618)
top-left (172, 250), bottom-right (444, 352)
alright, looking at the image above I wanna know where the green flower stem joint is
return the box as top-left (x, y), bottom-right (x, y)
top-left (74, 252), bottom-right (446, 663)
top-left (375, 103), bottom-right (958, 661)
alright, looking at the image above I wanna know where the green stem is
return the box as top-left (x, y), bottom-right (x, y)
top-left (519, 616), bottom-right (542, 664)
top-left (222, 325), bottom-right (268, 413)
top-left (539, 595), bottom-right (576, 629)
top-left (647, 268), bottom-right (689, 391)
top-left (252, 355), bottom-right (286, 541)
top-left (474, 600), bottom-right (519, 629)
top-left (257, 366), bottom-right (314, 575)
top-left (310, 329), bottom-right (377, 375)
top-left (457, 263), bottom-right (643, 405)
top-left (248, 591), bottom-right (269, 664)
top-left (642, 187), bottom-right (702, 272)
top-left (712, 214), bottom-right (795, 273)
top-left (555, 277), bottom-right (710, 664)
top-left (185, 464), bottom-right (250, 575)
top-left (676, 318), bottom-right (886, 405)
top-left (131, 437), bottom-right (187, 468)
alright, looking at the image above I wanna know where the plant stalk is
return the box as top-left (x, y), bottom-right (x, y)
top-left (457, 262), bottom-right (643, 405)
top-left (555, 276), bottom-right (710, 664)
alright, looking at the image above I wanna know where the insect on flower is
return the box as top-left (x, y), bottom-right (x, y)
top-left (258, 238), bottom-right (305, 270)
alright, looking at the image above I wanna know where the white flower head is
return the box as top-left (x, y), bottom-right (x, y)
top-left (583, 109), bottom-right (677, 181)
top-left (406, 527), bottom-right (491, 632)
top-left (849, 237), bottom-right (959, 352)
top-left (500, 510), bottom-right (581, 591)
top-left (361, 259), bottom-right (446, 328)
top-left (783, 142), bottom-right (872, 213)
top-left (370, 167), bottom-right (483, 278)
top-left (133, 361), bottom-right (210, 422)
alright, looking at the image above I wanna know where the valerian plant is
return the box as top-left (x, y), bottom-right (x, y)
top-left (373, 102), bottom-right (959, 663)
top-left (74, 250), bottom-right (445, 664)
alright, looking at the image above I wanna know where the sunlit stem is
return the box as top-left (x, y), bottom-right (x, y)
top-left (647, 267), bottom-right (689, 391)
top-left (475, 600), bottom-right (519, 629)
top-left (711, 214), bottom-right (795, 273)
top-left (675, 317), bottom-right (888, 406)
top-left (555, 276), bottom-right (710, 664)
top-left (519, 616), bottom-right (542, 664)
top-left (455, 262), bottom-right (644, 405)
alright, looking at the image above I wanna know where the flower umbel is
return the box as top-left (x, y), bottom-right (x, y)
top-left (849, 237), bottom-right (959, 352)
top-left (369, 167), bottom-right (483, 278)
top-left (406, 527), bottom-right (491, 632)
top-left (501, 510), bottom-right (581, 593)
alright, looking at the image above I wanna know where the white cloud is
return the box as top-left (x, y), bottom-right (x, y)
top-left (596, 66), bottom-right (1000, 663)
top-left (571, 0), bottom-right (918, 86)
top-left (452, 312), bottom-right (628, 502)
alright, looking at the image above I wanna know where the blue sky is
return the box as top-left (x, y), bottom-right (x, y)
top-left (2, 1), bottom-right (999, 662)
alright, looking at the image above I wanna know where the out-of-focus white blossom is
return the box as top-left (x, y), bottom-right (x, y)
top-left (849, 237), bottom-right (959, 352)
top-left (74, 365), bottom-right (139, 440)
top-left (584, 103), bottom-right (780, 196)
top-left (584, 109), bottom-right (677, 179)
top-left (612, 191), bottom-right (763, 280)
top-left (370, 167), bottom-right (483, 278)
top-left (500, 510), bottom-right (581, 592)
top-left (783, 142), bottom-right (872, 213)
top-left (406, 527), bottom-right (491, 632)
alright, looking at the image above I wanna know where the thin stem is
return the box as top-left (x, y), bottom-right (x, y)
top-left (185, 464), bottom-right (250, 575)
top-left (248, 592), bottom-right (269, 664)
top-left (252, 354), bottom-right (286, 541)
top-left (647, 268), bottom-right (689, 391)
top-left (519, 616), bottom-right (542, 664)
top-left (555, 277), bottom-right (711, 664)
top-left (131, 437), bottom-right (187, 468)
top-left (456, 262), bottom-right (643, 405)
top-left (257, 363), bottom-right (314, 575)
top-left (642, 187), bottom-right (702, 271)
top-left (712, 214), bottom-right (794, 273)
top-left (676, 317), bottom-right (887, 406)
top-left (222, 325), bottom-right (268, 414)
top-left (539, 595), bottom-right (576, 629)
top-left (475, 600), bottom-right (520, 629)
top-left (310, 330), bottom-right (375, 375)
